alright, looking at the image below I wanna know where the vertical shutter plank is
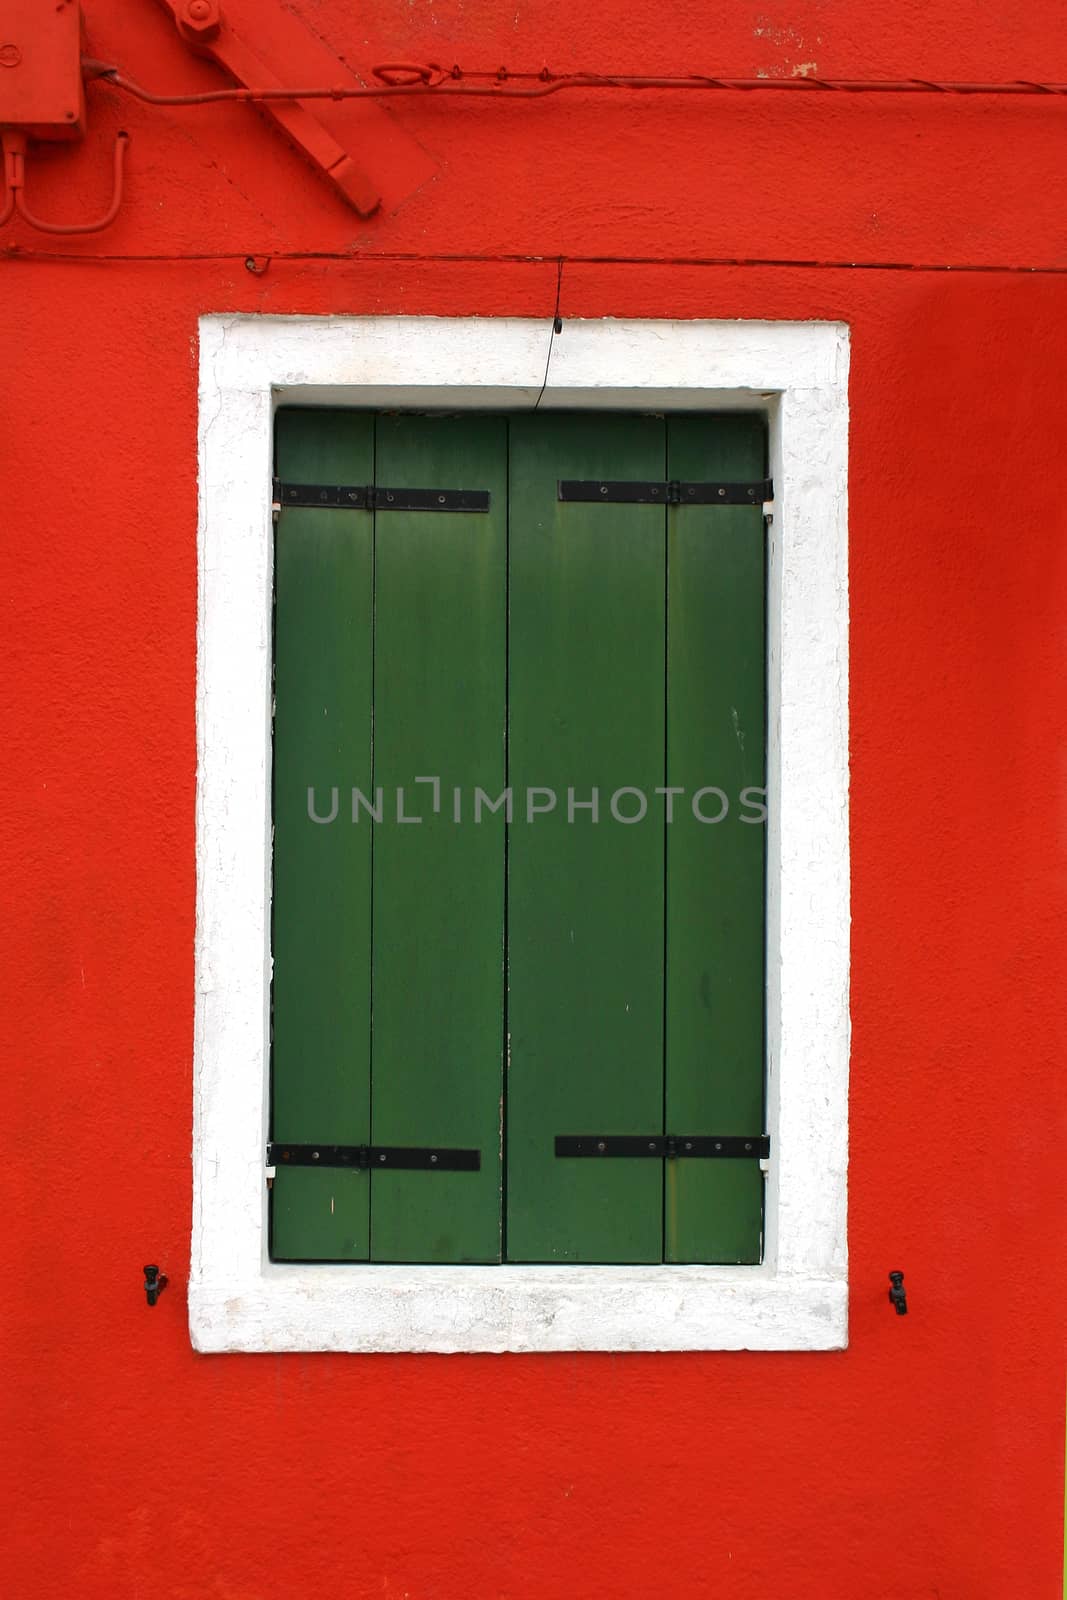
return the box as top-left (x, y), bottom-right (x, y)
top-left (370, 416), bottom-right (507, 1262)
top-left (507, 414), bottom-right (666, 1262)
top-left (271, 409), bottom-right (374, 1261)
top-left (665, 414), bottom-right (766, 1263)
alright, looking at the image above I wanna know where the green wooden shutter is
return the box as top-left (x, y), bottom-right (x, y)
top-left (507, 414), bottom-right (667, 1262)
top-left (271, 408), bottom-right (766, 1266)
top-left (271, 410), bottom-right (374, 1261)
top-left (505, 413), bottom-right (766, 1263)
top-left (271, 410), bottom-right (506, 1263)
top-left (665, 415), bottom-right (766, 1262)
top-left (369, 415), bottom-right (506, 1263)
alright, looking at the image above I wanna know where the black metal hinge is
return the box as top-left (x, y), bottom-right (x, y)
top-left (267, 1142), bottom-right (481, 1171)
top-left (273, 479), bottom-right (491, 513)
top-left (557, 479), bottom-right (772, 506)
top-left (555, 1135), bottom-right (769, 1159)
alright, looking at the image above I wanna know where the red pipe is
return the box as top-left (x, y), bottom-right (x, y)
top-left (0, 131), bottom-right (129, 236)
top-left (0, 131), bottom-right (22, 226)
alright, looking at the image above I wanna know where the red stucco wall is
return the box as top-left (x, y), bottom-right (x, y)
top-left (2, 3), bottom-right (1065, 1596)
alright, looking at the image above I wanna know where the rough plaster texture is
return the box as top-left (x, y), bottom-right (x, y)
top-left (1, 0), bottom-right (1065, 1595)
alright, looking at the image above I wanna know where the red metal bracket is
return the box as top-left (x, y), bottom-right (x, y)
top-left (155, 0), bottom-right (383, 215)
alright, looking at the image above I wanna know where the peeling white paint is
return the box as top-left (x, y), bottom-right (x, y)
top-left (191, 315), bottom-right (850, 1353)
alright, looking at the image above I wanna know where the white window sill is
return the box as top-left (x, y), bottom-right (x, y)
top-left (192, 1265), bottom-right (847, 1354)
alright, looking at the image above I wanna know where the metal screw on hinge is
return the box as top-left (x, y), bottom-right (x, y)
top-left (888, 1270), bottom-right (907, 1315)
top-left (144, 1264), bottom-right (168, 1307)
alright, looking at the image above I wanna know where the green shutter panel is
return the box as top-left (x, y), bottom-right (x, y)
top-left (369, 416), bottom-right (507, 1262)
top-left (271, 408), bottom-right (766, 1267)
top-left (271, 409), bottom-right (375, 1261)
top-left (506, 414), bottom-right (667, 1263)
top-left (665, 414), bottom-right (766, 1262)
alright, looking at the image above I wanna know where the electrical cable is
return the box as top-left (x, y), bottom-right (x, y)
top-left (5, 248), bottom-right (1067, 276)
top-left (83, 57), bottom-right (1067, 109)
top-left (533, 259), bottom-right (565, 410)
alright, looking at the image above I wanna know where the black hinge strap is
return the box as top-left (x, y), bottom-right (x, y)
top-left (273, 480), bottom-right (490, 512)
top-left (557, 479), bottom-right (772, 506)
top-left (267, 1142), bottom-right (480, 1171)
top-left (555, 1135), bottom-right (769, 1159)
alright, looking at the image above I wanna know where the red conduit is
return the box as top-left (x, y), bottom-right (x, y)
top-left (0, 133), bottom-right (21, 227)
top-left (1, 130), bottom-right (129, 236)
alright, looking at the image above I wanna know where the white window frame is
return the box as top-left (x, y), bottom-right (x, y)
top-left (191, 314), bottom-right (850, 1353)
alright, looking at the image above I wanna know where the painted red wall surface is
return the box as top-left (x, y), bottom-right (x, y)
top-left (2, 2), bottom-right (1065, 1596)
